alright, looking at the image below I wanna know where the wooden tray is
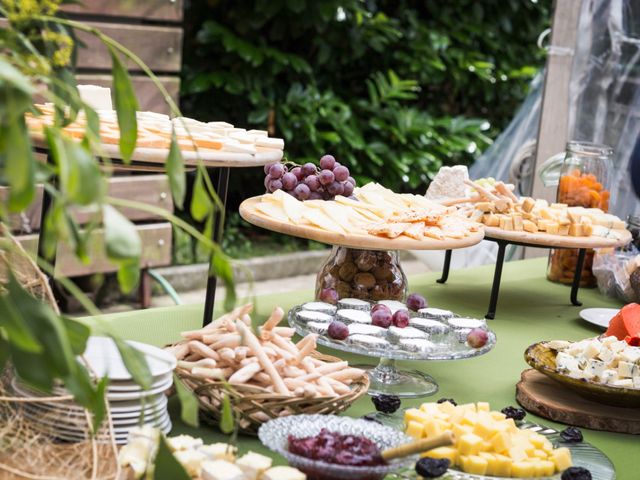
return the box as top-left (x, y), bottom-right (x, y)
top-left (31, 136), bottom-right (282, 168)
top-left (516, 369), bottom-right (640, 434)
top-left (484, 226), bottom-right (631, 249)
top-left (239, 196), bottom-right (485, 251)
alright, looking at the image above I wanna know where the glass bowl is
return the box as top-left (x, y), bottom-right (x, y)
top-left (258, 414), bottom-right (418, 480)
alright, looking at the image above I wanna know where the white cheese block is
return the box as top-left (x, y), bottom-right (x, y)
top-left (348, 323), bottom-right (386, 337)
top-left (235, 451), bottom-right (273, 480)
top-left (201, 460), bottom-right (246, 480)
top-left (306, 321), bottom-right (330, 335)
top-left (620, 347), bottom-right (640, 363)
top-left (296, 310), bottom-right (333, 324)
top-left (586, 359), bottom-right (606, 378)
top-left (375, 300), bottom-right (407, 314)
top-left (601, 369), bottom-right (619, 384)
top-left (262, 466), bottom-right (307, 480)
top-left (174, 450), bottom-right (206, 477)
top-left (600, 335), bottom-right (619, 346)
top-left (425, 165), bottom-right (469, 200)
top-left (447, 317), bottom-right (486, 330)
top-left (612, 378), bottom-right (634, 388)
top-left (337, 298), bottom-right (371, 311)
top-left (555, 352), bottom-right (580, 373)
top-left (399, 338), bottom-right (435, 353)
top-left (387, 326), bottom-right (428, 343)
top-left (409, 317), bottom-right (451, 335)
top-left (199, 443), bottom-right (237, 462)
top-left (418, 307), bottom-right (454, 320)
top-left (336, 309), bottom-right (372, 324)
top-left (348, 334), bottom-right (388, 349)
top-left (618, 361), bottom-right (637, 378)
top-left (167, 435), bottom-right (203, 452)
top-left (301, 301), bottom-right (337, 315)
top-left (597, 347), bottom-right (616, 365)
top-left (580, 339), bottom-right (601, 359)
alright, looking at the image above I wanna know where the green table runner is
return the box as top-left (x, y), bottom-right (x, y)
top-left (88, 258), bottom-right (638, 479)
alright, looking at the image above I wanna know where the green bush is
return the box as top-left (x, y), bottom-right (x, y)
top-left (182, 0), bottom-right (549, 196)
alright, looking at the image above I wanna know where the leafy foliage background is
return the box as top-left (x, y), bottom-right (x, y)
top-left (181, 0), bottom-right (550, 207)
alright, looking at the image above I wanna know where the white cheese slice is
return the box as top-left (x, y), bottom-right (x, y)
top-left (201, 460), bottom-right (245, 480)
top-left (199, 443), bottom-right (237, 462)
top-left (262, 466), bottom-right (306, 480)
top-left (235, 451), bottom-right (273, 480)
top-left (174, 450), bottom-right (206, 477)
top-left (167, 435), bottom-right (203, 452)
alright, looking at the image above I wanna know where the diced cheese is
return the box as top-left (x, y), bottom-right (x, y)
top-left (199, 443), bottom-right (237, 462)
top-left (551, 447), bottom-right (572, 471)
top-left (261, 466), bottom-right (307, 480)
top-left (168, 435), bottom-right (203, 452)
top-left (174, 450), bottom-right (206, 477)
top-left (458, 433), bottom-right (485, 455)
top-left (201, 460), bottom-right (246, 480)
top-left (587, 359), bottom-right (606, 378)
top-left (511, 461), bottom-right (535, 477)
top-left (618, 361), bottom-right (637, 378)
top-left (406, 420), bottom-right (424, 439)
top-left (523, 219), bottom-right (538, 233)
top-left (423, 446), bottom-right (458, 464)
top-left (235, 452), bottom-right (272, 480)
top-left (613, 378), bottom-right (634, 388)
top-left (546, 222), bottom-right (560, 234)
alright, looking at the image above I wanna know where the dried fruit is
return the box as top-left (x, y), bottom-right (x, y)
top-left (406, 293), bottom-right (427, 311)
top-left (466, 328), bottom-right (489, 348)
top-left (392, 309), bottom-right (410, 328)
top-left (415, 457), bottom-right (450, 478)
top-left (561, 466), bottom-right (592, 480)
top-left (560, 426), bottom-right (583, 443)
top-left (371, 394), bottom-right (401, 414)
top-left (501, 406), bottom-right (526, 421)
top-left (436, 398), bottom-right (457, 406)
top-left (327, 321), bottom-right (349, 340)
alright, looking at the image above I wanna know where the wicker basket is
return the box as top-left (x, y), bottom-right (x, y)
top-left (176, 351), bottom-right (370, 435)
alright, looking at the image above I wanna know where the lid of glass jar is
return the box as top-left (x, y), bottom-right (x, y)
top-left (538, 141), bottom-right (613, 187)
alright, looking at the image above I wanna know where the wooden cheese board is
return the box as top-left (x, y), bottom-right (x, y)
top-left (516, 369), bottom-right (640, 434)
top-left (239, 196), bottom-right (485, 251)
top-left (31, 135), bottom-right (282, 168)
top-left (484, 226), bottom-right (631, 249)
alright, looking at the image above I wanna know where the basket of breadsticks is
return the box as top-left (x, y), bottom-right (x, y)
top-left (166, 304), bottom-right (369, 435)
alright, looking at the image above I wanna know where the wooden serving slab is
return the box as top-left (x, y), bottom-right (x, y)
top-left (31, 136), bottom-right (282, 168)
top-left (239, 196), bottom-right (485, 251)
top-left (516, 369), bottom-right (640, 434)
top-left (484, 226), bottom-right (631, 249)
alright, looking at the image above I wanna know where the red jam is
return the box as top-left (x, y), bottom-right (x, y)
top-left (288, 428), bottom-right (386, 467)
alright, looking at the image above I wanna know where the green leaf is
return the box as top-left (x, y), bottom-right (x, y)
top-left (0, 337), bottom-right (10, 373)
top-left (10, 344), bottom-right (54, 392)
top-left (117, 260), bottom-right (140, 294)
top-left (0, 293), bottom-right (42, 353)
top-left (108, 46), bottom-right (139, 163)
top-left (220, 393), bottom-right (234, 434)
top-left (154, 435), bottom-right (191, 480)
top-left (64, 364), bottom-right (108, 432)
top-left (190, 169), bottom-right (212, 222)
top-left (110, 335), bottom-right (152, 390)
top-left (103, 205), bottom-right (141, 261)
top-left (174, 374), bottom-right (199, 427)
top-left (212, 253), bottom-right (236, 312)
top-left (0, 118), bottom-right (35, 211)
top-left (166, 129), bottom-right (186, 209)
top-left (62, 316), bottom-right (91, 355)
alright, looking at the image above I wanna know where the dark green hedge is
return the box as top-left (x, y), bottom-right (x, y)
top-left (181, 0), bottom-right (550, 202)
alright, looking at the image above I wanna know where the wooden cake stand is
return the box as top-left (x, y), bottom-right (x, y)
top-left (33, 138), bottom-right (281, 327)
top-left (437, 227), bottom-right (632, 319)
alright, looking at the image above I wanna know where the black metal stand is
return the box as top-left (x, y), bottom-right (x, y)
top-left (439, 237), bottom-right (587, 319)
top-left (202, 166), bottom-right (230, 327)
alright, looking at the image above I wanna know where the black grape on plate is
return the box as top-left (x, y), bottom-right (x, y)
top-left (262, 154), bottom-right (356, 201)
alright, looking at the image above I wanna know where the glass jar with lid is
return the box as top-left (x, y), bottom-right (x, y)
top-left (542, 141), bottom-right (613, 286)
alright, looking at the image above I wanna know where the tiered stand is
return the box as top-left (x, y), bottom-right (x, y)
top-left (240, 196), bottom-right (496, 397)
top-left (31, 137), bottom-right (281, 327)
top-left (438, 227), bottom-right (632, 319)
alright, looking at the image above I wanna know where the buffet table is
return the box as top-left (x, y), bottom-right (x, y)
top-left (86, 257), bottom-right (635, 479)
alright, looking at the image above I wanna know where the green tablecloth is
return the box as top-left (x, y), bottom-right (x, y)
top-left (89, 258), bottom-right (638, 479)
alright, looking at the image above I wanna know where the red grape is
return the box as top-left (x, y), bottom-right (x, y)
top-left (334, 165), bottom-right (349, 182)
top-left (291, 166), bottom-right (303, 180)
top-left (327, 181), bottom-right (344, 196)
top-left (269, 163), bottom-right (285, 179)
top-left (294, 183), bottom-right (311, 200)
top-left (371, 304), bottom-right (392, 315)
top-left (320, 154), bottom-right (336, 170)
top-left (467, 328), bottom-right (488, 348)
top-left (302, 162), bottom-right (317, 177)
top-left (406, 293), bottom-right (427, 312)
top-left (319, 169), bottom-right (335, 186)
top-left (309, 191), bottom-right (323, 200)
top-left (342, 181), bottom-right (354, 197)
top-left (347, 176), bottom-right (356, 186)
top-left (371, 309), bottom-right (392, 328)
top-left (268, 179), bottom-right (283, 192)
top-left (264, 174), bottom-right (272, 190)
top-left (282, 172), bottom-right (297, 190)
top-left (319, 287), bottom-right (338, 304)
top-left (264, 163), bottom-right (275, 175)
top-left (328, 320), bottom-right (349, 340)
top-left (392, 310), bottom-right (410, 328)
top-left (304, 175), bottom-right (320, 191)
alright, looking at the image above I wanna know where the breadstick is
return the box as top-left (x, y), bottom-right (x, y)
top-left (166, 342), bottom-right (190, 360)
top-left (269, 334), bottom-right (299, 356)
top-left (314, 361), bottom-right (349, 375)
top-left (325, 378), bottom-right (351, 395)
top-left (235, 346), bottom-right (249, 361)
top-left (301, 357), bottom-right (336, 397)
top-left (211, 334), bottom-right (242, 350)
top-left (219, 348), bottom-right (236, 364)
top-left (262, 306), bottom-right (285, 332)
top-left (495, 181), bottom-right (518, 202)
top-left (235, 320), bottom-right (290, 395)
top-left (191, 367), bottom-right (225, 379)
top-left (188, 340), bottom-right (220, 361)
top-left (178, 358), bottom-right (217, 370)
top-left (239, 357), bottom-right (259, 367)
top-left (296, 335), bottom-right (317, 362)
top-left (262, 342), bottom-right (294, 361)
top-left (253, 372), bottom-right (272, 384)
top-left (283, 366), bottom-right (307, 378)
top-left (326, 368), bottom-right (366, 382)
top-left (229, 362), bottom-right (262, 385)
top-left (439, 195), bottom-right (482, 207)
top-left (272, 327), bottom-right (295, 338)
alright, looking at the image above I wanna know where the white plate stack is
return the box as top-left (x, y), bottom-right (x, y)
top-left (11, 336), bottom-right (176, 444)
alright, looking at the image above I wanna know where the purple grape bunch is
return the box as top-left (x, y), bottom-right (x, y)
top-left (263, 154), bottom-right (356, 201)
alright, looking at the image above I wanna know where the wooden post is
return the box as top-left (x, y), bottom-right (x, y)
top-left (525, 0), bottom-right (582, 258)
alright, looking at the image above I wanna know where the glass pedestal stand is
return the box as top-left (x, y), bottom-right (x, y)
top-left (363, 358), bottom-right (438, 398)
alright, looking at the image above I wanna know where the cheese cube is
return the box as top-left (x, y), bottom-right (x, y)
top-left (419, 402), bottom-right (441, 415)
top-left (406, 420), bottom-right (424, 439)
top-left (569, 224), bottom-right (583, 236)
top-left (613, 378), bottom-right (633, 388)
top-left (587, 359), bottom-right (606, 378)
top-left (261, 466), bottom-right (306, 480)
top-left (532, 449), bottom-right (548, 459)
top-left (536, 460), bottom-right (556, 476)
top-left (601, 369), bottom-right (619, 384)
top-left (558, 225), bottom-right (570, 236)
top-left (582, 340), bottom-right (601, 359)
top-left (422, 446), bottom-right (457, 464)
top-left (499, 216), bottom-right (514, 231)
top-left (618, 361), bottom-right (637, 378)
top-left (521, 197), bottom-right (536, 213)
top-left (453, 423), bottom-right (473, 439)
top-left (483, 213), bottom-right (500, 227)
top-left (551, 447), bottom-right (572, 471)
top-left (437, 400), bottom-right (457, 415)
top-left (404, 408), bottom-right (430, 425)
top-left (458, 433), bottom-right (485, 455)
top-left (490, 411), bottom-right (507, 421)
top-left (476, 402), bottom-right (490, 412)
top-left (201, 460), bottom-right (245, 480)
top-left (555, 352), bottom-right (579, 372)
top-left (546, 222), bottom-right (560, 234)
top-left (551, 203), bottom-right (568, 209)
top-left (511, 461), bottom-right (535, 478)
top-left (199, 443), bottom-right (237, 462)
top-left (461, 411), bottom-right (478, 427)
top-left (174, 450), bottom-right (206, 477)
top-left (513, 215), bottom-right (524, 231)
top-left (464, 455), bottom-right (488, 475)
top-left (473, 419), bottom-right (499, 439)
top-left (460, 403), bottom-right (478, 413)
top-left (523, 219), bottom-right (538, 233)
top-left (478, 452), bottom-right (498, 475)
top-left (621, 347), bottom-right (640, 363)
top-left (493, 454), bottom-right (513, 477)
top-left (168, 435), bottom-right (203, 452)
top-left (424, 419), bottom-right (446, 438)
top-left (490, 431), bottom-right (512, 453)
top-left (235, 452), bottom-right (272, 480)
top-left (508, 446), bottom-right (528, 462)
